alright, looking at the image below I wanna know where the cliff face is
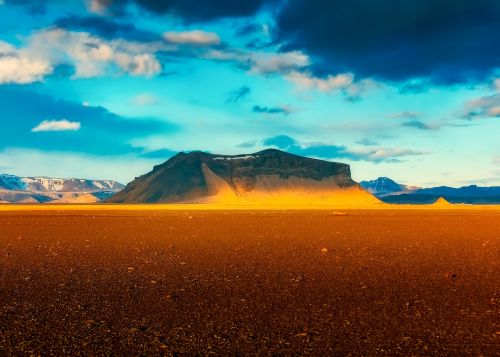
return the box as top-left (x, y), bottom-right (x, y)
top-left (108, 149), bottom-right (375, 205)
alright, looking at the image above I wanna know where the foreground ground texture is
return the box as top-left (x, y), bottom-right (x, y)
top-left (0, 208), bottom-right (499, 355)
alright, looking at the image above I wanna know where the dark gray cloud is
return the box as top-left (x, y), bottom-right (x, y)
top-left (402, 120), bottom-right (436, 130)
top-left (274, 0), bottom-right (500, 83)
top-left (253, 105), bottom-right (290, 116)
top-left (227, 86), bottom-right (251, 103)
top-left (54, 15), bottom-right (163, 42)
top-left (90, 0), bottom-right (275, 22)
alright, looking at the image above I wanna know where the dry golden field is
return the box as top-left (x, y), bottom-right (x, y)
top-left (0, 205), bottom-right (499, 355)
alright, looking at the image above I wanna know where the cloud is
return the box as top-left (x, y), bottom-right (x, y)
top-left (87, 0), bottom-right (113, 15)
top-left (274, 0), bottom-right (500, 83)
top-left (463, 94), bottom-right (500, 119)
top-left (285, 71), bottom-right (353, 92)
top-left (262, 135), bottom-right (428, 163)
top-left (235, 23), bottom-right (269, 37)
top-left (284, 70), bottom-right (380, 99)
top-left (356, 138), bottom-right (379, 146)
top-left (227, 86), bottom-right (251, 103)
top-left (401, 120), bottom-right (438, 130)
top-left (389, 111), bottom-right (420, 120)
top-left (262, 135), bottom-right (296, 149)
top-left (236, 140), bottom-right (257, 148)
top-left (205, 48), bottom-right (311, 77)
top-left (54, 15), bottom-right (163, 42)
top-left (2, 0), bottom-right (46, 15)
top-left (0, 41), bottom-right (52, 84)
top-left (494, 78), bottom-right (500, 92)
top-left (88, 0), bottom-right (274, 22)
top-left (164, 30), bottom-right (221, 46)
top-left (0, 86), bottom-right (177, 155)
top-left (253, 105), bottom-right (291, 116)
top-left (32, 28), bottom-right (162, 78)
top-left (0, 28), bottom-right (164, 83)
top-left (132, 93), bottom-right (158, 106)
top-left (32, 119), bottom-right (81, 132)
top-left (249, 51), bottom-right (309, 74)
top-left (140, 148), bottom-right (178, 159)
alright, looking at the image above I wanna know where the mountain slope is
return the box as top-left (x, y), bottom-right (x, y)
top-left (109, 149), bottom-right (379, 205)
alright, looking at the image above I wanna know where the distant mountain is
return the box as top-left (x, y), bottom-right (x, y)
top-left (362, 177), bottom-right (500, 204)
top-left (360, 177), bottom-right (420, 196)
top-left (381, 193), bottom-right (500, 205)
top-left (108, 149), bottom-right (380, 205)
top-left (0, 174), bottom-right (124, 203)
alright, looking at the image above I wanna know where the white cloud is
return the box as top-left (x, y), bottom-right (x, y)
top-left (32, 119), bottom-right (81, 132)
top-left (284, 71), bottom-right (380, 98)
top-left (164, 30), bottom-right (221, 46)
top-left (494, 78), bottom-right (500, 92)
top-left (250, 51), bottom-right (309, 74)
top-left (87, 0), bottom-right (111, 14)
top-left (28, 28), bottom-right (162, 78)
top-left (285, 71), bottom-right (353, 92)
top-left (132, 93), bottom-right (158, 106)
top-left (464, 93), bottom-right (500, 119)
top-left (0, 28), bottom-right (163, 83)
top-left (0, 41), bottom-right (52, 84)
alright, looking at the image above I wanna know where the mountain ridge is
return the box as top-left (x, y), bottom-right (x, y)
top-left (361, 177), bottom-right (500, 204)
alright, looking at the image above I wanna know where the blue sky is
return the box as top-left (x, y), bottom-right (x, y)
top-left (0, 0), bottom-right (498, 186)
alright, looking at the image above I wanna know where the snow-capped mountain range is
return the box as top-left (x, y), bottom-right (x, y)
top-left (0, 174), bottom-right (123, 192)
top-left (0, 174), bottom-right (124, 203)
top-left (360, 177), bottom-right (420, 196)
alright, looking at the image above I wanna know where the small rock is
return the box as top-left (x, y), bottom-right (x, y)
top-left (332, 212), bottom-right (348, 216)
top-left (127, 267), bottom-right (135, 273)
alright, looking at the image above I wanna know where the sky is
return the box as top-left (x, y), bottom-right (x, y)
top-left (0, 0), bottom-right (499, 187)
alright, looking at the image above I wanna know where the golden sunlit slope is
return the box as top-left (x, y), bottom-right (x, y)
top-left (431, 197), bottom-right (453, 207)
top-left (193, 164), bottom-right (381, 206)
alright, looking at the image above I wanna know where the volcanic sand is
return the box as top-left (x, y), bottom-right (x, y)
top-left (0, 206), bottom-right (499, 355)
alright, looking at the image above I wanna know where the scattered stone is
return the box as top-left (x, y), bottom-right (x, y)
top-left (444, 271), bottom-right (458, 280)
top-left (127, 267), bottom-right (135, 273)
top-left (332, 212), bottom-right (348, 216)
top-left (321, 247), bottom-right (328, 254)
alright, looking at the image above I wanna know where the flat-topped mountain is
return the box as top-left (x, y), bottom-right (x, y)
top-left (108, 149), bottom-right (379, 205)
